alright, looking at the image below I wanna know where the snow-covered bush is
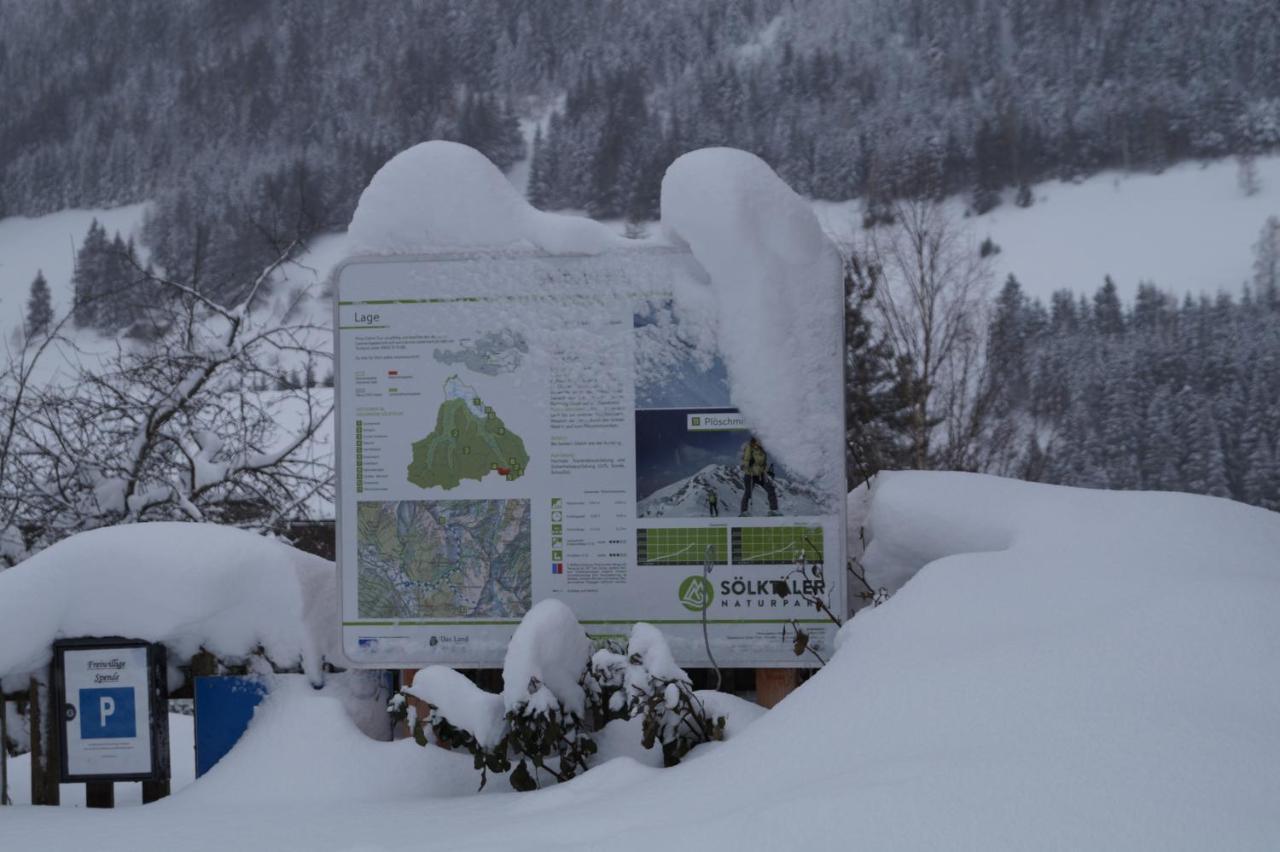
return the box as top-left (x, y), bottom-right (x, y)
top-left (394, 605), bottom-right (730, 789)
top-left (394, 601), bottom-right (598, 791)
top-left (499, 600), bottom-right (597, 790)
top-left (610, 623), bottom-right (724, 767)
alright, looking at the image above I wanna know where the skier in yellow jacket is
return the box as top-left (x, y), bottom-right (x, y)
top-left (739, 435), bottom-right (779, 516)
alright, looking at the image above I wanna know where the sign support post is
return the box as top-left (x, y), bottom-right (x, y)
top-left (29, 674), bottom-right (59, 806)
top-left (0, 688), bottom-right (8, 805)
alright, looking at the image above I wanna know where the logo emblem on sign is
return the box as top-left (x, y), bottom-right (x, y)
top-left (678, 576), bottom-right (714, 612)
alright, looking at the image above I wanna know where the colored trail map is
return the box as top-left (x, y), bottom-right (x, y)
top-left (357, 499), bottom-right (532, 619)
top-left (407, 376), bottom-right (529, 490)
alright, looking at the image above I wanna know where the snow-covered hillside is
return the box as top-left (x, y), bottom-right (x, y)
top-left (260, 152), bottom-right (1280, 317)
top-left (816, 154), bottom-right (1280, 302)
top-left (3, 472), bottom-right (1277, 849)
top-left (7, 153), bottom-right (1277, 357)
top-left (0, 203), bottom-right (149, 338)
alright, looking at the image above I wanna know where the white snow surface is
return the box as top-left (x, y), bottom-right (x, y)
top-left (500, 599), bottom-right (592, 719)
top-left (0, 523), bottom-right (337, 690)
top-left (4, 473), bottom-right (1280, 848)
top-left (348, 140), bottom-right (627, 256)
top-left (661, 149), bottom-right (844, 490)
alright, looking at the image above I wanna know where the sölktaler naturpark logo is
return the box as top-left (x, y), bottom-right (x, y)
top-left (677, 576), bottom-right (714, 612)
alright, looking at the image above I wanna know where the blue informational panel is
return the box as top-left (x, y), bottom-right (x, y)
top-left (193, 677), bottom-right (268, 778)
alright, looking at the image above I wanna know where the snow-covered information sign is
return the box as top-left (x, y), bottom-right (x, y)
top-left (335, 248), bottom-right (846, 667)
top-left (54, 639), bottom-right (168, 782)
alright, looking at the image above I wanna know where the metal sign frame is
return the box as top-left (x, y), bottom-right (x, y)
top-left (332, 248), bottom-right (849, 668)
top-left (52, 637), bottom-right (170, 784)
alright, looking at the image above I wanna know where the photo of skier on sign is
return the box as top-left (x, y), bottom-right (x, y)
top-left (707, 488), bottom-right (719, 517)
top-left (739, 435), bottom-right (779, 516)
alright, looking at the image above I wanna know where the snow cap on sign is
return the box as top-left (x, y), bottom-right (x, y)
top-left (661, 148), bottom-right (844, 490)
top-left (348, 140), bottom-right (626, 255)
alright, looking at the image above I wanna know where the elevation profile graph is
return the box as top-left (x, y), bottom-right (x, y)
top-left (731, 525), bottom-right (824, 566)
top-left (636, 527), bottom-right (729, 567)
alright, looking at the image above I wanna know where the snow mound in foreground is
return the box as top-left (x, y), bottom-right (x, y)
top-left (5, 474), bottom-right (1279, 850)
top-left (0, 523), bottom-right (336, 689)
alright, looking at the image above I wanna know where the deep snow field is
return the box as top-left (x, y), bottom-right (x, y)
top-left (1, 472), bottom-right (1278, 850)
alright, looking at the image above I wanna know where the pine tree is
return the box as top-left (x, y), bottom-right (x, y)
top-left (1093, 276), bottom-right (1126, 334)
top-left (25, 269), bottom-right (53, 337)
top-left (1254, 216), bottom-right (1280, 310)
top-left (72, 219), bottom-right (110, 328)
top-left (527, 125), bottom-right (552, 209)
top-left (843, 260), bottom-right (914, 485)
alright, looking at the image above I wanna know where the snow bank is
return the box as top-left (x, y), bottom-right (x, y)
top-left (661, 148), bottom-right (844, 489)
top-left (0, 523), bottom-right (336, 689)
top-left (178, 675), bottom-right (480, 805)
top-left (7, 474), bottom-right (1280, 849)
top-left (348, 140), bottom-right (626, 256)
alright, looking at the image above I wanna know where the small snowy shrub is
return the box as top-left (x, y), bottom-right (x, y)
top-left (393, 607), bottom-right (730, 790)
top-left (582, 641), bottom-right (630, 726)
top-left (392, 601), bottom-right (599, 791)
top-left (503, 674), bottom-right (596, 790)
top-left (596, 623), bottom-right (725, 767)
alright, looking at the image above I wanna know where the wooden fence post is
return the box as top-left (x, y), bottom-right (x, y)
top-left (1, 689), bottom-right (8, 806)
top-left (755, 667), bottom-right (799, 709)
top-left (29, 675), bottom-right (59, 806)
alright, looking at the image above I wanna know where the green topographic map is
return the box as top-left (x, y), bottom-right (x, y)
top-left (357, 499), bottom-right (532, 619)
top-left (407, 376), bottom-right (529, 490)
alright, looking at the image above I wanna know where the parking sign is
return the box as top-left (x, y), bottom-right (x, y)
top-left (53, 639), bottom-right (169, 783)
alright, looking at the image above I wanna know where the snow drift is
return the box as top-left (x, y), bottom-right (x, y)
top-left (0, 523), bottom-right (336, 690)
top-left (7, 473), bottom-right (1278, 851)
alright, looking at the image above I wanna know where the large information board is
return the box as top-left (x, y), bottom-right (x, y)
top-left (335, 248), bottom-right (846, 667)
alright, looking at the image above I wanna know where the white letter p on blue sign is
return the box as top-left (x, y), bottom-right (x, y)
top-left (100, 695), bottom-right (115, 728)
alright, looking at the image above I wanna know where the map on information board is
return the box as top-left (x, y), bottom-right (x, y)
top-left (407, 376), bottom-right (529, 489)
top-left (357, 499), bottom-right (532, 619)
